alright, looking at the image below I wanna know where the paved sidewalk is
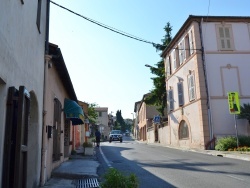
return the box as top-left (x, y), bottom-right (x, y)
top-left (190, 148), bottom-right (250, 161)
top-left (43, 147), bottom-right (100, 188)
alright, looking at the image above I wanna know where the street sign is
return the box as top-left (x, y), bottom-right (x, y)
top-left (153, 116), bottom-right (161, 124)
top-left (228, 92), bottom-right (240, 114)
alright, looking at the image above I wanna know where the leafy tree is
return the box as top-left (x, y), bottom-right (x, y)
top-left (237, 103), bottom-right (250, 124)
top-left (87, 103), bottom-right (98, 124)
top-left (113, 121), bottom-right (121, 130)
top-left (116, 110), bottom-right (126, 131)
top-left (144, 22), bottom-right (172, 116)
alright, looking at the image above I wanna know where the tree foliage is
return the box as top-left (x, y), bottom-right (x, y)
top-left (144, 22), bottom-right (172, 116)
top-left (115, 110), bottom-right (126, 131)
top-left (87, 103), bottom-right (98, 124)
top-left (237, 103), bottom-right (250, 123)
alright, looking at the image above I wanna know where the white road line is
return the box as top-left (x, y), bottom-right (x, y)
top-left (99, 147), bottom-right (112, 168)
top-left (226, 175), bottom-right (244, 181)
top-left (201, 167), bottom-right (244, 181)
top-left (201, 167), bottom-right (216, 172)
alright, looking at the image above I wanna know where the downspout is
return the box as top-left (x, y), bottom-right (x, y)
top-left (197, 19), bottom-right (213, 148)
top-left (40, 0), bottom-right (50, 186)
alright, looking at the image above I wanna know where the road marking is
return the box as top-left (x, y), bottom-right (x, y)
top-left (99, 147), bottom-right (112, 168)
top-left (201, 167), bottom-right (244, 181)
top-left (226, 175), bottom-right (244, 181)
top-left (201, 167), bottom-right (216, 172)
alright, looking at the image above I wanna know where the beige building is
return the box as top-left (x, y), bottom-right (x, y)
top-left (40, 43), bottom-right (84, 185)
top-left (78, 101), bottom-right (90, 145)
top-left (133, 101), bottom-right (141, 140)
top-left (137, 94), bottom-right (167, 142)
top-left (95, 107), bottom-right (109, 139)
top-left (162, 15), bottom-right (250, 149)
top-left (0, 1), bottom-right (48, 187)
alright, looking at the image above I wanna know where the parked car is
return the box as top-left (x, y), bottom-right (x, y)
top-left (109, 130), bottom-right (123, 143)
top-left (125, 130), bottom-right (130, 136)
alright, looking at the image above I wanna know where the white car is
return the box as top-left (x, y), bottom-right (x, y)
top-left (109, 130), bottom-right (123, 142)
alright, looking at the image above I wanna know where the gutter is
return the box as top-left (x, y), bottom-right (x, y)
top-left (40, 0), bottom-right (50, 186)
top-left (197, 19), bottom-right (214, 148)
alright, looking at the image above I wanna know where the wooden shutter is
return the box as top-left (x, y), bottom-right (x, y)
top-left (185, 35), bottom-right (190, 58)
top-left (169, 90), bottom-right (174, 111)
top-left (172, 50), bottom-right (176, 70)
top-left (53, 98), bottom-right (62, 161)
top-left (218, 25), bottom-right (233, 50)
top-left (64, 119), bottom-right (70, 157)
top-left (178, 39), bottom-right (185, 64)
top-left (14, 86), bottom-right (30, 188)
top-left (189, 30), bottom-right (194, 54)
top-left (188, 74), bottom-right (196, 101)
top-left (165, 56), bottom-right (171, 78)
top-left (2, 87), bottom-right (19, 188)
top-left (178, 82), bottom-right (184, 106)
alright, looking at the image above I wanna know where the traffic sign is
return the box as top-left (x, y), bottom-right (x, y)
top-left (153, 116), bottom-right (161, 124)
top-left (228, 92), bottom-right (240, 114)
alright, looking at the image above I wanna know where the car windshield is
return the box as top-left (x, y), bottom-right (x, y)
top-left (111, 130), bottom-right (121, 134)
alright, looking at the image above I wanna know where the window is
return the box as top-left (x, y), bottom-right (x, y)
top-left (178, 39), bottom-right (185, 65)
top-left (36, 0), bottom-right (42, 32)
top-left (188, 74), bottom-right (196, 101)
top-left (188, 30), bottom-right (194, 55)
top-left (216, 24), bottom-right (234, 50)
top-left (168, 89), bottom-right (174, 111)
top-left (179, 121), bottom-right (189, 139)
top-left (99, 111), bottom-right (102, 117)
top-left (172, 50), bottom-right (176, 70)
top-left (165, 56), bottom-right (172, 78)
top-left (177, 82), bottom-right (184, 106)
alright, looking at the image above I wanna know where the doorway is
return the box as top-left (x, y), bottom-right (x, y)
top-left (2, 86), bottom-right (30, 188)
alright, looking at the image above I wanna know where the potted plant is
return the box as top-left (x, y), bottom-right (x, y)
top-left (82, 142), bottom-right (93, 156)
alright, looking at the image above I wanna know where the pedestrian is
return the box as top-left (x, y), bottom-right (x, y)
top-left (95, 129), bottom-right (101, 147)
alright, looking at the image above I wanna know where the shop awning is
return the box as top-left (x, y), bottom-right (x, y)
top-left (64, 98), bottom-right (84, 125)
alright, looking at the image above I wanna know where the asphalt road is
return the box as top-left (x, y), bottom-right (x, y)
top-left (96, 135), bottom-right (250, 188)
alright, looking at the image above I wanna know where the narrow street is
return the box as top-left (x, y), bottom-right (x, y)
top-left (97, 135), bottom-right (250, 188)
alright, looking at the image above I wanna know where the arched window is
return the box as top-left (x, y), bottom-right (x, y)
top-left (179, 120), bottom-right (189, 139)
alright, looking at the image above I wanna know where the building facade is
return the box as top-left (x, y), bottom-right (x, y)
top-left (40, 43), bottom-right (84, 185)
top-left (0, 1), bottom-right (48, 187)
top-left (94, 107), bottom-right (109, 139)
top-left (133, 101), bottom-right (141, 140)
top-left (162, 15), bottom-right (250, 149)
top-left (137, 94), bottom-right (165, 142)
top-left (78, 101), bottom-right (90, 145)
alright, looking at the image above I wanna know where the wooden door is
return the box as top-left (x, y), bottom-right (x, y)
top-left (2, 86), bottom-right (30, 188)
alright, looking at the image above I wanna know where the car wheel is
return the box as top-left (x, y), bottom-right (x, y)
top-left (120, 139), bottom-right (122, 143)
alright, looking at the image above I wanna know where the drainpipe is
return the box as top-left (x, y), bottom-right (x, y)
top-left (40, 0), bottom-right (50, 186)
top-left (197, 19), bottom-right (213, 147)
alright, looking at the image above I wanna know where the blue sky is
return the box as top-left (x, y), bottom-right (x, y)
top-left (49, 0), bottom-right (250, 119)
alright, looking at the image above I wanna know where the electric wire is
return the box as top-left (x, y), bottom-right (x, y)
top-left (50, 1), bottom-right (161, 48)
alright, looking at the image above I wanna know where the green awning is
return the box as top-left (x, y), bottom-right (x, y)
top-left (64, 98), bottom-right (84, 125)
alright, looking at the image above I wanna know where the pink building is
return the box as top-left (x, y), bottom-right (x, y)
top-left (162, 15), bottom-right (250, 149)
